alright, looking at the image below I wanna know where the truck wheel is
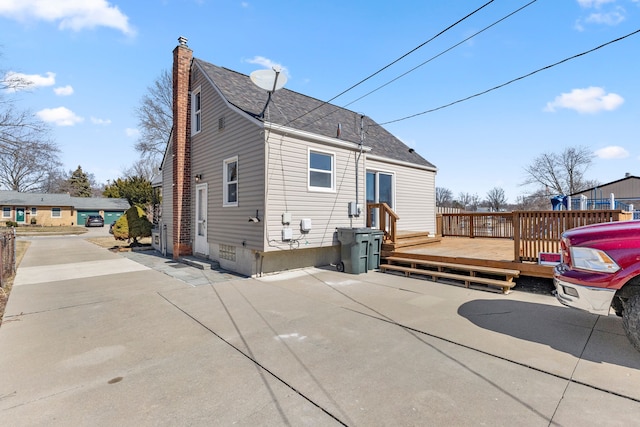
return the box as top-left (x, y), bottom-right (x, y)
top-left (336, 262), bottom-right (344, 272)
top-left (612, 296), bottom-right (624, 317)
top-left (622, 294), bottom-right (640, 352)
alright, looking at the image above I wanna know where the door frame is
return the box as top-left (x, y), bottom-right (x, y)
top-left (194, 183), bottom-right (209, 256)
top-left (366, 170), bottom-right (395, 228)
top-left (16, 207), bottom-right (26, 224)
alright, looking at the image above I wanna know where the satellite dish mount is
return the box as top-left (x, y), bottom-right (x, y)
top-left (250, 67), bottom-right (287, 119)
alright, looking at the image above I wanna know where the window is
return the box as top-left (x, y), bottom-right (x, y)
top-left (308, 150), bottom-right (334, 191)
top-left (2, 207), bottom-right (10, 218)
top-left (31, 207), bottom-right (37, 215)
top-left (51, 207), bottom-right (61, 218)
top-left (223, 157), bottom-right (238, 206)
top-left (192, 86), bottom-right (202, 134)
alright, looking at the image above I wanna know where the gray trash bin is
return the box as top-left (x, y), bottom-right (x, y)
top-left (368, 229), bottom-right (384, 270)
top-left (336, 228), bottom-right (371, 274)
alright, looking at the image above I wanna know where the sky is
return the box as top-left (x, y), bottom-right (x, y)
top-left (1, 0), bottom-right (639, 203)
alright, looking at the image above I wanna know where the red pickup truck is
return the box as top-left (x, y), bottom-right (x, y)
top-left (554, 220), bottom-right (640, 352)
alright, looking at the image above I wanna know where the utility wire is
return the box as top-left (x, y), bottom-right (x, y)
top-left (343, 0), bottom-right (538, 109)
top-left (286, 0), bottom-right (496, 126)
top-left (379, 27), bottom-right (640, 126)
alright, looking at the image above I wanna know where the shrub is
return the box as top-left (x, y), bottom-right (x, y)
top-left (5, 221), bottom-right (18, 228)
top-left (30, 217), bottom-right (37, 225)
top-left (112, 205), bottom-right (152, 245)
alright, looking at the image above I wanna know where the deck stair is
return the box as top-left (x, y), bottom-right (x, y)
top-left (379, 256), bottom-right (520, 294)
top-left (381, 231), bottom-right (441, 252)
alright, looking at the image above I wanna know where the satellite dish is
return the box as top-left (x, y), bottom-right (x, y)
top-left (250, 68), bottom-right (287, 92)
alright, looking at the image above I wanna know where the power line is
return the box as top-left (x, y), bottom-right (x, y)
top-left (286, 0), bottom-right (496, 126)
top-left (378, 27), bottom-right (640, 126)
top-left (343, 0), bottom-right (538, 109)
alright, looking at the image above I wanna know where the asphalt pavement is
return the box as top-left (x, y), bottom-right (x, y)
top-left (1, 232), bottom-right (640, 426)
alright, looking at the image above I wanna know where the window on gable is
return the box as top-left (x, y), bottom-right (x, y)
top-left (309, 150), bottom-right (334, 191)
top-left (51, 207), bottom-right (61, 218)
top-left (192, 87), bottom-right (202, 134)
top-left (2, 207), bottom-right (10, 218)
top-left (223, 156), bottom-right (238, 206)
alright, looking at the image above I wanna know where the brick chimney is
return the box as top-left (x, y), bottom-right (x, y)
top-left (172, 36), bottom-right (193, 258)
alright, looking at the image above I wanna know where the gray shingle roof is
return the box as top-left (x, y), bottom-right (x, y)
top-left (194, 58), bottom-right (436, 169)
top-left (0, 191), bottom-right (129, 210)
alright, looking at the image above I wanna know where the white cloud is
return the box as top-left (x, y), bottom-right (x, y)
top-left (91, 116), bottom-right (111, 125)
top-left (3, 71), bottom-right (55, 92)
top-left (595, 146), bottom-right (630, 159)
top-left (585, 9), bottom-right (626, 25)
top-left (0, 0), bottom-right (135, 36)
top-left (36, 106), bottom-right (84, 126)
top-left (577, 0), bottom-right (616, 8)
top-left (544, 87), bottom-right (624, 114)
top-left (245, 56), bottom-right (290, 78)
top-left (125, 128), bottom-right (139, 137)
top-left (54, 85), bottom-right (74, 96)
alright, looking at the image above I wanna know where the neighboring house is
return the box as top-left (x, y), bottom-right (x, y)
top-left (0, 191), bottom-right (129, 226)
top-left (157, 37), bottom-right (437, 276)
top-left (570, 174), bottom-right (640, 210)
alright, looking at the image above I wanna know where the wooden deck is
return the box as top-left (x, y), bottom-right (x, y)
top-left (384, 236), bottom-right (554, 279)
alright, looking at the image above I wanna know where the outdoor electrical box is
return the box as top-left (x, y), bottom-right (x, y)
top-left (282, 227), bottom-right (293, 241)
top-left (300, 218), bottom-right (312, 232)
top-left (282, 212), bottom-right (292, 225)
top-left (348, 202), bottom-right (360, 217)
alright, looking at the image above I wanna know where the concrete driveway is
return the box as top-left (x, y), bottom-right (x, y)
top-left (1, 235), bottom-right (639, 426)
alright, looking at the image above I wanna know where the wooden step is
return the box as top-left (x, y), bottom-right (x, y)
top-left (379, 256), bottom-right (520, 294)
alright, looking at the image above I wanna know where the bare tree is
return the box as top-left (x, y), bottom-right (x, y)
top-left (134, 69), bottom-right (172, 164)
top-left (122, 158), bottom-right (159, 182)
top-left (1, 58), bottom-right (59, 190)
top-left (0, 141), bottom-right (62, 191)
top-left (522, 146), bottom-right (596, 195)
top-left (436, 187), bottom-right (453, 207)
top-left (515, 189), bottom-right (552, 211)
top-left (1, 69), bottom-right (52, 156)
top-left (485, 187), bottom-right (507, 212)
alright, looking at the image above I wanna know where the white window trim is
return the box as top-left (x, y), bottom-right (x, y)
top-left (2, 207), bottom-right (10, 218)
top-left (192, 85), bottom-right (202, 135)
top-left (31, 207), bottom-right (37, 215)
top-left (223, 156), bottom-right (238, 207)
top-left (308, 148), bottom-right (335, 192)
top-left (51, 207), bottom-right (61, 218)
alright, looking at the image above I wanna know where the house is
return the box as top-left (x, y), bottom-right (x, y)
top-left (0, 191), bottom-right (129, 226)
top-left (570, 174), bottom-right (640, 210)
top-left (157, 37), bottom-right (437, 276)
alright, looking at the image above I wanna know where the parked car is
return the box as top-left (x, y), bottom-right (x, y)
top-left (85, 215), bottom-right (104, 227)
top-left (554, 220), bottom-right (640, 352)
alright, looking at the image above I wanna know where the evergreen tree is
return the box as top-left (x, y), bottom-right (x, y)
top-left (103, 176), bottom-right (154, 206)
top-left (67, 165), bottom-right (92, 197)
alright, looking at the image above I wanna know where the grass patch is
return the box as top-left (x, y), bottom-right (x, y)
top-left (12, 226), bottom-right (87, 235)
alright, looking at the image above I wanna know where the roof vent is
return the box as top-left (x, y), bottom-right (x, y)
top-left (218, 117), bottom-right (225, 131)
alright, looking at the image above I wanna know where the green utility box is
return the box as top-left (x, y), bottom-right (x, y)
top-left (337, 228), bottom-right (383, 274)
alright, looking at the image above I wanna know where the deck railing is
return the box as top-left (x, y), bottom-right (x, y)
top-left (440, 210), bottom-right (633, 262)
top-left (367, 203), bottom-right (398, 243)
top-left (440, 212), bottom-right (514, 238)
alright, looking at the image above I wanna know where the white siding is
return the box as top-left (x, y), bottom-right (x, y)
top-left (160, 140), bottom-right (174, 255)
top-left (190, 64), bottom-right (266, 255)
top-left (366, 157), bottom-right (436, 233)
top-left (264, 130), bottom-right (366, 253)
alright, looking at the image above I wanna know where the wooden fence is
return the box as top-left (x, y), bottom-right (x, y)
top-left (0, 229), bottom-right (16, 287)
top-left (439, 210), bottom-right (632, 262)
